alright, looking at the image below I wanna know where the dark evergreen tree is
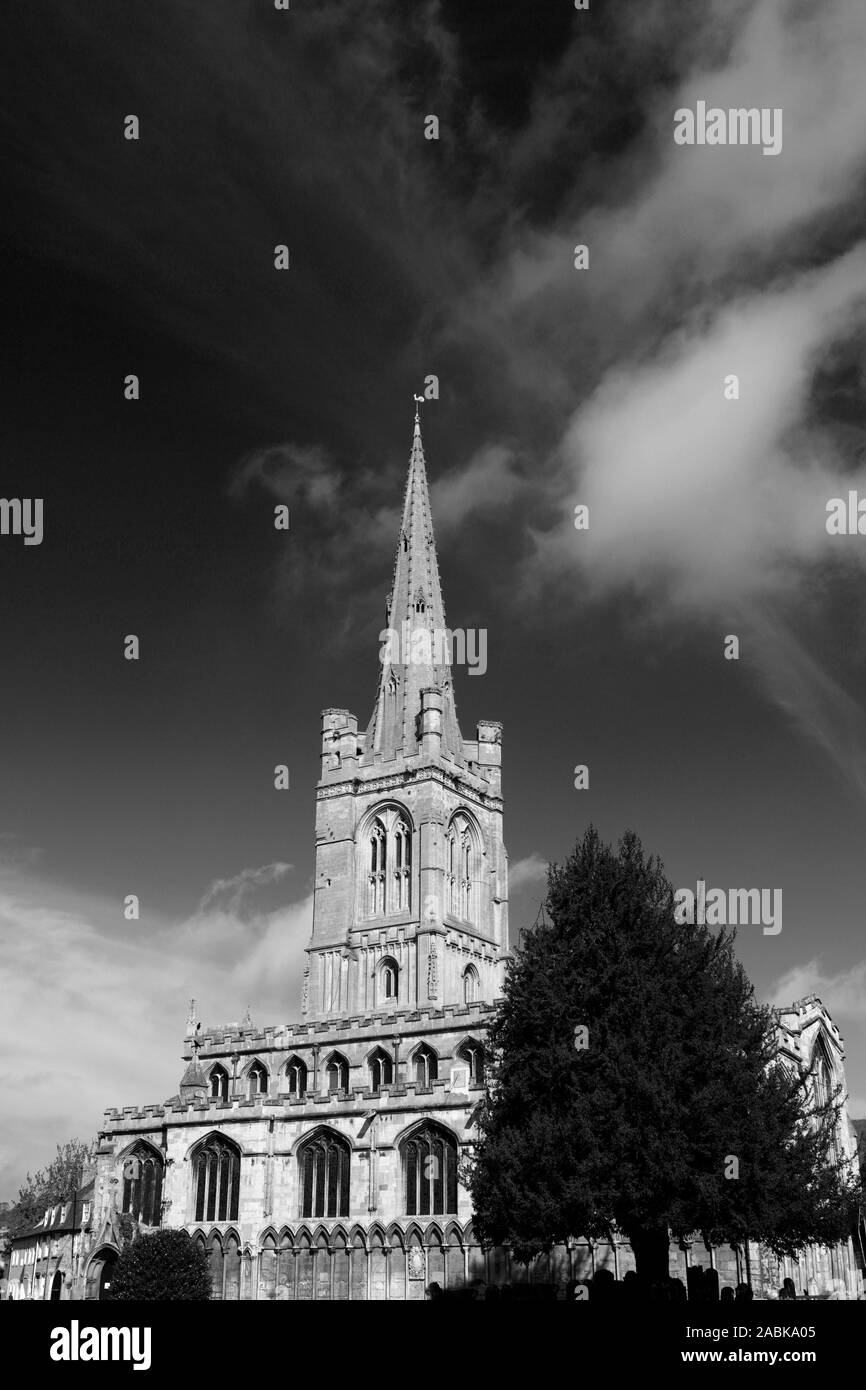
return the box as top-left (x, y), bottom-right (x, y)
top-left (468, 827), bottom-right (859, 1285)
top-left (108, 1228), bottom-right (211, 1301)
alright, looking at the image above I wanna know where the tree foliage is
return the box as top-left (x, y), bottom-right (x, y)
top-left (12, 1138), bottom-right (95, 1230)
top-left (108, 1228), bottom-right (211, 1301)
top-left (468, 827), bottom-right (859, 1281)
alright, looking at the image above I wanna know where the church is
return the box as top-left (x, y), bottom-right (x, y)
top-left (77, 412), bottom-right (861, 1301)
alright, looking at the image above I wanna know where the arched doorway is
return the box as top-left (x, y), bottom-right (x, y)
top-left (50, 1270), bottom-right (63, 1301)
top-left (85, 1248), bottom-right (119, 1301)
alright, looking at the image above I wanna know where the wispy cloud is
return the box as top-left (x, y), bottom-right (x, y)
top-left (0, 864), bottom-right (312, 1198)
top-left (768, 958), bottom-right (866, 1024)
top-left (198, 861), bottom-right (293, 917)
top-left (508, 852), bottom-right (549, 895)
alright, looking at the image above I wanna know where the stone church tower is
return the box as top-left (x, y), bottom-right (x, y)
top-left (81, 413), bottom-right (519, 1302)
top-left (74, 411), bottom-right (861, 1303)
top-left (306, 410), bottom-right (508, 1023)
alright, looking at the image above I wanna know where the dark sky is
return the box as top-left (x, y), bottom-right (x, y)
top-left (1, 0), bottom-right (866, 1194)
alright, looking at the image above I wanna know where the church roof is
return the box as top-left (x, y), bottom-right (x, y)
top-left (365, 411), bottom-right (463, 760)
top-left (178, 1056), bottom-right (208, 1092)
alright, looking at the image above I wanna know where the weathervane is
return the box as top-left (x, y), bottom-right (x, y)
top-left (413, 392), bottom-right (424, 423)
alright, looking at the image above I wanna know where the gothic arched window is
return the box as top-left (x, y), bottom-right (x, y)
top-left (458, 1040), bottom-right (485, 1085)
top-left (297, 1129), bottom-right (350, 1219)
top-left (369, 819), bottom-right (386, 915)
top-left (326, 1053), bottom-right (350, 1094)
top-left (368, 1047), bottom-right (393, 1093)
top-left (248, 1061), bottom-right (268, 1099)
top-left (209, 1065), bottom-right (229, 1102)
top-left (463, 964), bottom-right (479, 1005)
top-left (192, 1135), bottom-right (240, 1224)
top-left (393, 822), bottom-right (411, 912)
top-left (364, 807), bottom-right (412, 918)
top-left (380, 956), bottom-right (399, 1004)
top-left (286, 1055), bottom-right (307, 1097)
top-left (812, 1044), bottom-right (834, 1110)
top-left (811, 1040), bottom-right (840, 1165)
top-left (402, 1123), bottom-right (458, 1217)
top-left (413, 1044), bottom-right (438, 1088)
top-left (121, 1143), bottom-right (164, 1227)
top-left (447, 814), bottom-right (480, 923)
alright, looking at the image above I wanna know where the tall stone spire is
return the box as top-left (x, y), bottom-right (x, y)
top-left (366, 408), bottom-right (463, 761)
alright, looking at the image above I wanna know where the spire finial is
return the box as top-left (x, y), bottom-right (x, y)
top-left (413, 393), bottom-right (424, 430)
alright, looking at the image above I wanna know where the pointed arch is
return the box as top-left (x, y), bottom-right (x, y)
top-left (189, 1133), bottom-right (241, 1223)
top-left (245, 1058), bottom-right (269, 1099)
top-left (349, 1224), bottom-right (368, 1249)
top-left (394, 1114), bottom-right (462, 1149)
top-left (117, 1138), bottom-right (165, 1228)
top-left (399, 1119), bottom-right (460, 1217)
top-left (207, 1063), bottom-right (229, 1102)
top-left (810, 1032), bottom-right (836, 1106)
top-left (386, 1222), bottom-right (406, 1249)
top-left (358, 802), bottom-right (414, 919)
top-left (83, 1245), bottom-right (120, 1301)
top-left (368, 1044), bottom-right (394, 1093)
top-left (446, 810), bottom-right (484, 924)
top-left (368, 1221), bottom-right (387, 1248)
top-left (255, 1234), bottom-right (276, 1295)
top-left (378, 955), bottom-right (400, 1005)
top-left (297, 1126), bottom-right (351, 1219)
top-left (411, 1041), bottom-right (439, 1088)
top-left (456, 1036), bottom-right (485, 1084)
top-left (206, 1229), bottom-right (224, 1300)
top-left (224, 1230), bottom-right (241, 1301)
top-left (462, 963), bottom-right (480, 1005)
top-left (324, 1051), bottom-right (350, 1094)
top-left (116, 1136), bottom-right (162, 1162)
top-left (288, 1122), bottom-right (356, 1156)
top-left (284, 1054), bottom-right (308, 1097)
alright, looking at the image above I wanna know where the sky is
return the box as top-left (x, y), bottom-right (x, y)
top-left (1, 0), bottom-right (865, 1198)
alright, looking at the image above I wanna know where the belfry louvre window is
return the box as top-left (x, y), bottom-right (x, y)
top-left (121, 1145), bottom-right (164, 1227)
top-left (193, 1136), bottom-right (240, 1223)
top-left (403, 1123), bottom-right (458, 1216)
top-left (447, 814), bottom-right (478, 922)
top-left (365, 808), bottom-right (411, 917)
top-left (298, 1130), bottom-right (350, 1219)
top-left (369, 820), bottom-right (386, 914)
